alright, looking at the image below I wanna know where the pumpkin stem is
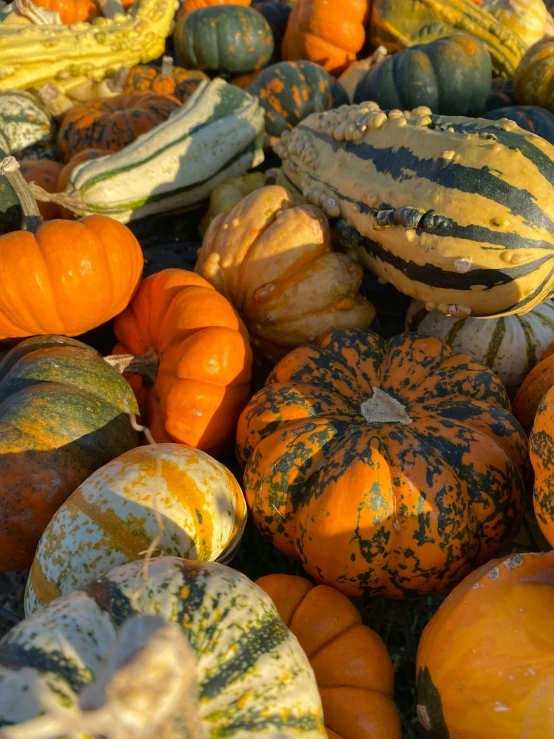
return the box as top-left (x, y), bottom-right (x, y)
top-left (160, 55), bottom-right (174, 76)
top-left (37, 82), bottom-right (74, 119)
top-left (104, 350), bottom-right (160, 386)
top-left (360, 387), bottom-right (413, 425)
top-left (0, 157), bottom-right (42, 234)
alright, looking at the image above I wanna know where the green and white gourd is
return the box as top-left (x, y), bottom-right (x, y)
top-left (61, 78), bottom-right (265, 223)
top-left (0, 90), bottom-right (56, 160)
top-left (406, 298), bottom-right (554, 394)
top-left (0, 557), bottom-right (327, 738)
top-left (25, 443), bottom-right (248, 615)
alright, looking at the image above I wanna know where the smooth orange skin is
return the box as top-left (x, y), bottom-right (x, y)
top-left (513, 339), bottom-right (554, 432)
top-left (32, 0), bottom-right (99, 23)
top-left (281, 0), bottom-right (370, 75)
top-left (57, 148), bottom-right (111, 219)
top-left (256, 574), bottom-right (401, 739)
top-left (20, 160), bottom-right (64, 221)
top-left (0, 216), bottom-right (143, 340)
top-left (176, 0), bottom-right (250, 20)
top-left (112, 269), bottom-right (253, 456)
top-left (416, 551), bottom-right (554, 739)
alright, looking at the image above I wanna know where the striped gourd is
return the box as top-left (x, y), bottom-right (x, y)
top-left (406, 299), bottom-right (554, 395)
top-left (0, 557), bottom-right (326, 737)
top-left (56, 78), bottom-right (264, 222)
top-left (478, 0), bottom-right (548, 48)
top-left (25, 443), bottom-right (247, 615)
top-left (275, 102), bottom-right (554, 319)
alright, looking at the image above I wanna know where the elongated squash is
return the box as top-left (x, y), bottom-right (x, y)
top-left (0, 0), bottom-right (177, 94)
top-left (52, 78), bottom-right (264, 222)
top-left (275, 102), bottom-right (554, 318)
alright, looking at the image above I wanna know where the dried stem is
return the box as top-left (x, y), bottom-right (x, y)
top-left (104, 350), bottom-right (160, 387)
top-left (0, 157), bottom-right (42, 234)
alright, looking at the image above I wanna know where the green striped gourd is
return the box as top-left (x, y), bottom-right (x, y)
top-left (1, 557), bottom-right (326, 737)
top-left (406, 299), bottom-right (554, 395)
top-left (275, 102), bottom-right (554, 319)
top-left (0, 90), bottom-right (56, 159)
top-left (56, 78), bottom-right (264, 222)
top-left (25, 443), bottom-right (247, 615)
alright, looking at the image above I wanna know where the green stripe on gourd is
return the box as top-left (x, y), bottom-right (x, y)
top-left (0, 557), bottom-right (326, 737)
top-left (276, 103), bottom-right (554, 318)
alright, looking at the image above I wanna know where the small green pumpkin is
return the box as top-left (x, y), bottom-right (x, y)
top-left (483, 105), bottom-right (554, 145)
top-left (247, 60), bottom-right (349, 144)
top-left (0, 90), bottom-right (56, 160)
top-left (173, 5), bottom-right (274, 74)
top-left (354, 34), bottom-right (492, 117)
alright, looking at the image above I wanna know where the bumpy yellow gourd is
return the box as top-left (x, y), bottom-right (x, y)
top-left (0, 0), bottom-right (177, 93)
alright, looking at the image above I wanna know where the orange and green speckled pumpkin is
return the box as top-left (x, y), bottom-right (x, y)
top-left (281, 0), bottom-right (371, 76)
top-left (0, 335), bottom-right (139, 572)
top-left (57, 92), bottom-right (181, 163)
top-left (123, 56), bottom-right (209, 103)
top-left (512, 340), bottom-right (554, 432)
top-left (416, 551), bottom-right (554, 739)
top-left (19, 160), bottom-right (64, 221)
top-left (31, 0), bottom-right (100, 23)
top-left (236, 329), bottom-right (528, 598)
top-left (256, 574), bottom-right (402, 739)
top-left (529, 383), bottom-right (554, 546)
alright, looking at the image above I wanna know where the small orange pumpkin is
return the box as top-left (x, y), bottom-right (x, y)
top-left (57, 92), bottom-right (181, 163)
top-left (256, 574), bottom-right (402, 739)
top-left (123, 56), bottom-right (209, 103)
top-left (20, 160), bottom-right (64, 221)
top-left (512, 339), bottom-right (554, 431)
top-left (176, 0), bottom-right (251, 21)
top-left (31, 0), bottom-right (100, 23)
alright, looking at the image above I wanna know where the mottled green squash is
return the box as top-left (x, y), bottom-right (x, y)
top-left (173, 5), bottom-right (274, 74)
top-left (0, 90), bottom-right (56, 160)
top-left (484, 105), bottom-right (554, 145)
top-left (354, 34), bottom-right (492, 117)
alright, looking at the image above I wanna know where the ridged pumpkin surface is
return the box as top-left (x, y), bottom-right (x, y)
top-left (514, 38), bottom-right (554, 112)
top-left (113, 269), bottom-right (253, 456)
top-left (0, 557), bottom-right (327, 736)
top-left (25, 443), bottom-right (247, 614)
top-left (529, 384), bottom-right (554, 545)
top-left (256, 574), bottom-right (401, 739)
top-left (406, 299), bottom-right (554, 395)
top-left (416, 551), bottom-right (554, 739)
top-left (276, 103), bottom-right (554, 318)
top-left (0, 336), bottom-right (139, 572)
top-left (512, 340), bottom-right (554, 431)
top-left (237, 329), bottom-right (527, 598)
top-left (475, 0), bottom-right (547, 47)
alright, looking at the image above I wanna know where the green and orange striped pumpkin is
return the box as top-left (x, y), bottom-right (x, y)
top-left (236, 329), bottom-right (528, 599)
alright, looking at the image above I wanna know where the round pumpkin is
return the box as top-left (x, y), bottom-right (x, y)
top-left (0, 90), bottom-right (56, 160)
top-left (110, 268), bottom-right (253, 457)
top-left (406, 299), bottom-right (554, 396)
top-left (0, 335), bottom-right (139, 572)
top-left (57, 91), bottom-right (181, 163)
top-left (177, 0), bottom-right (251, 21)
top-left (483, 104), bottom-right (554, 144)
top-left (256, 574), bottom-right (402, 739)
top-left (19, 159), bottom-right (64, 221)
top-left (475, 0), bottom-right (547, 48)
top-left (281, 0), bottom-right (371, 76)
top-left (354, 34), bottom-right (492, 116)
top-left (173, 5), bottom-right (274, 74)
top-left (484, 77), bottom-right (516, 111)
top-left (247, 60), bottom-right (349, 144)
top-left (530, 384), bottom-right (554, 546)
top-left (512, 340), bottom-right (554, 431)
top-left (252, 1), bottom-right (291, 63)
top-left (31, 0), bottom-right (100, 23)
top-left (514, 38), bottom-right (554, 111)
top-left (0, 557), bottom-right (327, 736)
top-left (123, 56), bottom-right (209, 103)
top-left (196, 187), bottom-right (375, 363)
top-left (25, 443), bottom-right (247, 614)
top-left (236, 329), bottom-right (528, 598)
top-left (416, 551), bottom-right (554, 739)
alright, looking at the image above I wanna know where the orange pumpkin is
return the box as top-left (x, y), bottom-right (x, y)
top-left (31, 0), bottom-right (100, 23)
top-left (256, 574), bottom-right (402, 739)
top-left (281, 0), bottom-right (371, 76)
top-left (0, 157), bottom-right (143, 340)
top-left (237, 329), bottom-right (528, 598)
top-left (20, 160), bottom-right (64, 221)
top-left (176, 0), bottom-right (251, 21)
top-left (123, 56), bottom-right (209, 103)
top-left (57, 92), bottom-right (181, 163)
top-left (416, 551), bottom-right (554, 739)
top-left (110, 268), bottom-right (253, 456)
top-left (512, 339), bottom-right (554, 432)
top-left (529, 383), bottom-right (554, 546)
top-left (57, 148), bottom-right (111, 219)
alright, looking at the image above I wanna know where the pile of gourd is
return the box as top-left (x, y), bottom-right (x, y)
top-left (0, 0), bottom-right (554, 737)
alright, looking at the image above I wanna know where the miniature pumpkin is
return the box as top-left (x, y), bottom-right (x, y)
top-left (475, 0), bottom-right (547, 48)
top-left (110, 268), bottom-right (253, 457)
top-left (31, 0), bottom-right (100, 23)
top-left (0, 557), bottom-right (327, 737)
top-left (173, 5), bottom-right (274, 74)
top-left (20, 159), bottom-right (64, 221)
top-left (0, 90), bottom-right (56, 160)
top-left (196, 187), bottom-right (375, 363)
top-left (0, 158), bottom-right (143, 339)
top-left (123, 56), bottom-right (209, 103)
top-left (0, 335), bottom-right (139, 572)
top-left (26, 443), bottom-right (247, 613)
top-left (416, 551), bottom-right (554, 739)
top-left (512, 340), bottom-right (554, 431)
top-left (483, 104), bottom-right (554, 144)
top-left (281, 0), bottom-right (371, 76)
top-left (530, 384), bottom-right (554, 546)
top-left (57, 91), bottom-right (181, 163)
top-left (237, 329), bottom-right (528, 598)
top-left (514, 38), bottom-right (554, 110)
top-left (247, 60), bottom-right (349, 143)
top-left (256, 574), bottom-right (402, 739)
top-left (354, 34), bottom-right (492, 116)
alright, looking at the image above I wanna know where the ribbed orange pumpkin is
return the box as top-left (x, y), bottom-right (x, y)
top-left (111, 269), bottom-right (253, 456)
top-left (31, 0), bottom-right (100, 23)
top-left (57, 92), bottom-right (181, 163)
top-left (237, 329), bottom-right (528, 598)
top-left (416, 551), bottom-right (554, 739)
top-left (529, 383), bottom-right (554, 546)
top-left (20, 160), bottom-right (64, 221)
top-left (176, 0), bottom-right (251, 20)
top-left (281, 0), bottom-right (371, 76)
top-left (256, 574), bottom-right (402, 739)
top-left (123, 57), bottom-right (209, 103)
top-left (512, 339), bottom-right (554, 432)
